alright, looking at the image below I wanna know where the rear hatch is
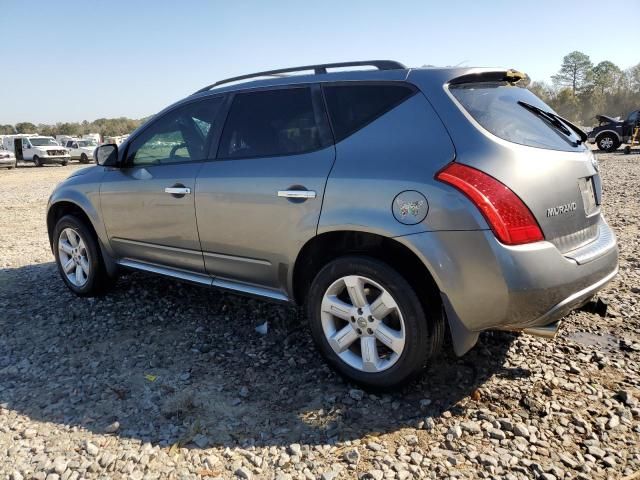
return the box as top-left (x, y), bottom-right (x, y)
top-left (448, 76), bottom-right (601, 253)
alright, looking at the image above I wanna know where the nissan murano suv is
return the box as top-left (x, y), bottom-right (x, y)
top-left (47, 61), bottom-right (618, 389)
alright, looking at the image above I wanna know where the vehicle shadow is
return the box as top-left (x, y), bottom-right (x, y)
top-left (0, 262), bottom-right (522, 449)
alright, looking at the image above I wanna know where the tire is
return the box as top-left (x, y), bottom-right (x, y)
top-left (624, 146), bottom-right (631, 155)
top-left (80, 153), bottom-right (89, 164)
top-left (597, 133), bottom-right (620, 152)
top-left (306, 255), bottom-right (443, 390)
top-left (53, 214), bottom-right (114, 296)
top-left (33, 155), bottom-right (42, 167)
top-left (61, 161), bottom-right (68, 166)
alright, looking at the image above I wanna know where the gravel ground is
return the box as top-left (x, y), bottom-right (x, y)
top-left (0, 153), bottom-right (639, 480)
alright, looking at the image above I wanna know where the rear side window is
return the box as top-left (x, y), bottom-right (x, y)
top-left (323, 84), bottom-right (416, 142)
top-left (218, 87), bottom-right (327, 159)
top-left (450, 82), bottom-right (586, 152)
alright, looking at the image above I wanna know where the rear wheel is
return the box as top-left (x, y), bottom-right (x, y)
top-left (307, 256), bottom-right (443, 390)
top-left (53, 214), bottom-right (114, 296)
top-left (33, 155), bottom-right (42, 167)
top-left (597, 133), bottom-right (620, 152)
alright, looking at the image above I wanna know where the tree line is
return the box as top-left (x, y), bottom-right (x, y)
top-left (0, 117), bottom-right (147, 137)
top-left (1, 52), bottom-right (638, 136)
top-left (527, 51), bottom-right (639, 126)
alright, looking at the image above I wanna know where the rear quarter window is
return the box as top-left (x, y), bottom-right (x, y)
top-left (323, 84), bottom-right (416, 142)
top-left (449, 82), bottom-right (586, 152)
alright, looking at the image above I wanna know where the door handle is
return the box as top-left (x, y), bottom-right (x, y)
top-left (277, 190), bottom-right (316, 199)
top-left (165, 186), bottom-right (191, 195)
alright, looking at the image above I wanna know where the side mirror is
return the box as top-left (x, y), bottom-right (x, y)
top-left (95, 144), bottom-right (118, 166)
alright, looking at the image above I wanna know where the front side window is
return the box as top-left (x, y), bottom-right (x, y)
top-left (218, 87), bottom-right (325, 159)
top-left (323, 84), bottom-right (416, 142)
top-left (127, 97), bottom-right (223, 166)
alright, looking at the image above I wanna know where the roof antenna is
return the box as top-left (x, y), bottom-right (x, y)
top-left (453, 60), bottom-right (469, 67)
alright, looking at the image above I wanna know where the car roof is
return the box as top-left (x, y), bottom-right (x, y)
top-left (188, 66), bottom-right (503, 100)
top-left (146, 64), bottom-right (513, 129)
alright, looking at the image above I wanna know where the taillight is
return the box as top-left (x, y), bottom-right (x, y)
top-left (436, 162), bottom-right (544, 245)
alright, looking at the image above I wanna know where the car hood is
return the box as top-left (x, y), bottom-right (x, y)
top-left (66, 165), bottom-right (96, 178)
top-left (595, 114), bottom-right (623, 125)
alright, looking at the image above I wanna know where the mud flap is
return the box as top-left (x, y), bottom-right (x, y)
top-left (441, 292), bottom-right (480, 356)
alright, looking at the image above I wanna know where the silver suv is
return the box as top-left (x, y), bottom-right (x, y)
top-left (47, 61), bottom-right (618, 389)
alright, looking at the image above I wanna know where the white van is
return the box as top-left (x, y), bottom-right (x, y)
top-left (4, 135), bottom-right (70, 166)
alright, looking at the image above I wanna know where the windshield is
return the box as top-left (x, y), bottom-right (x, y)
top-left (77, 140), bottom-right (97, 147)
top-left (450, 81), bottom-right (586, 152)
top-left (29, 137), bottom-right (59, 146)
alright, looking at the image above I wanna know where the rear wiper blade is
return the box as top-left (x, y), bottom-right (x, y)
top-left (552, 113), bottom-right (588, 143)
top-left (518, 101), bottom-right (586, 144)
top-left (518, 101), bottom-right (571, 136)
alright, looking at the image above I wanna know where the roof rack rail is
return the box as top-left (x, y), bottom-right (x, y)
top-left (194, 60), bottom-right (406, 94)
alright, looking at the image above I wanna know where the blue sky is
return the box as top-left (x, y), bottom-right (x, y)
top-left (1, 0), bottom-right (637, 124)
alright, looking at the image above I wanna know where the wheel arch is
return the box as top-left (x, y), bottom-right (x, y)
top-left (291, 230), bottom-right (450, 344)
top-left (47, 199), bottom-right (118, 277)
top-left (291, 231), bottom-right (442, 306)
top-left (595, 130), bottom-right (622, 143)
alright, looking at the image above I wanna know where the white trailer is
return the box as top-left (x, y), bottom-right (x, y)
top-left (81, 133), bottom-right (102, 144)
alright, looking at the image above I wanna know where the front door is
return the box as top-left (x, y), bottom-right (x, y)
top-left (195, 85), bottom-right (335, 293)
top-left (100, 96), bottom-right (224, 274)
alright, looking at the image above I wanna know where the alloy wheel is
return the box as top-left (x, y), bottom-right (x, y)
top-left (320, 275), bottom-right (406, 373)
top-left (599, 137), bottom-right (614, 150)
top-left (58, 227), bottom-right (90, 286)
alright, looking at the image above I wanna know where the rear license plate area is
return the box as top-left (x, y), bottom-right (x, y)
top-left (578, 177), bottom-right (598, 216)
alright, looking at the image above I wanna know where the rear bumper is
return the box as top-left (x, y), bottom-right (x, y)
top-left (397, 216), bottom-right (618, 353)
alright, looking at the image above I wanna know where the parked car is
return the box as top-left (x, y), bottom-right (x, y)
top-left (0, 146), bottom-right (16, 169)
top-left (588, 109), bottom-right (640, 152)
top-left (64, 138), bottom-right (97, 163)
top-left (5, 135), bottom-right (70, 166)
top-left (47, 61), bottom-right (618, 389)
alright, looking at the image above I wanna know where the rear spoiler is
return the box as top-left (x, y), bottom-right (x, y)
top-left (449, 69), bottom-right (527, 86)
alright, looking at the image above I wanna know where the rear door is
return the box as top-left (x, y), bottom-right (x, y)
top-left (448, 80), bottom-right (601, 253)
top-left (195, 85), bottom-right (334, 293)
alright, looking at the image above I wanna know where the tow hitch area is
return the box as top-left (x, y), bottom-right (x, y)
top-left (577, 296), bottom-right (609, 317)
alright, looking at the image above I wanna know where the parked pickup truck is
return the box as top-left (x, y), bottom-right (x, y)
top-left (588, 109), bottom-right (640, 152)
top-left (63, 138), bottom-right (97, 163)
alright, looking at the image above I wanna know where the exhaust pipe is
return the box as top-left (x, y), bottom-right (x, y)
top-left (522, 321), bottom-right (560, 339)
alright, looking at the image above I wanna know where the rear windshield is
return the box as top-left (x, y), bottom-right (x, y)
top-left (450, 82), bottom-right (586, 152)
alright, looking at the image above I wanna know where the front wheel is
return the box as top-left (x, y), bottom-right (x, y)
top-left (33, 155), bottom-right (42, 167)
top-left (306, 256), bottom-right (443, 390)
top-left (80, 153), bottom-right (89, 163)
top-left (597, 133), bottom-right (620, 152)
top-left (53, 214), bottom-right (113, 296)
